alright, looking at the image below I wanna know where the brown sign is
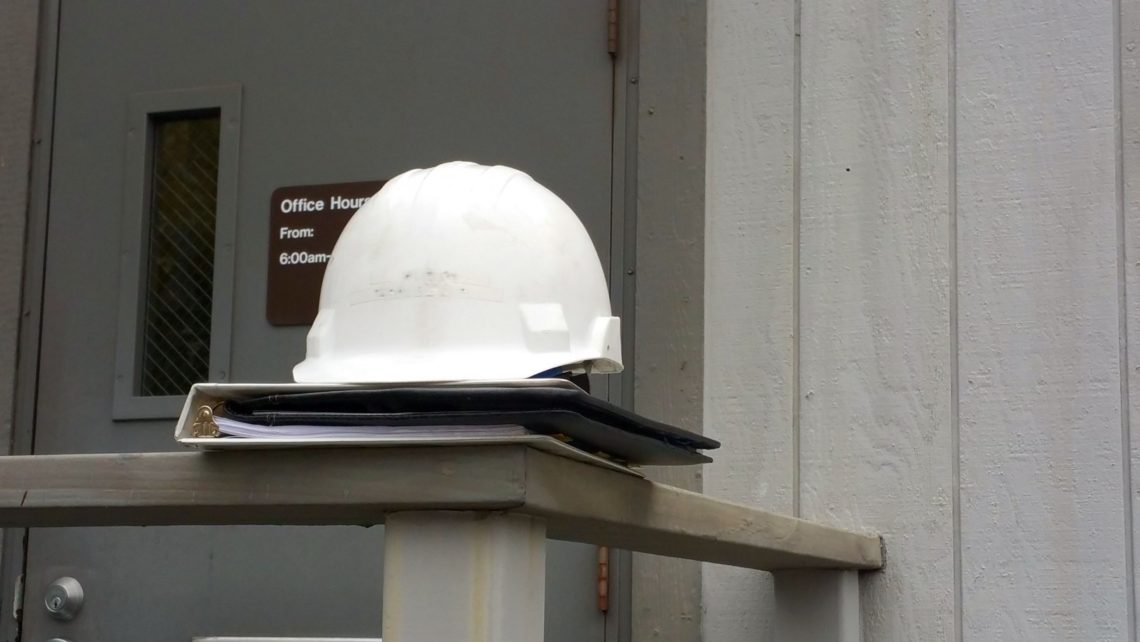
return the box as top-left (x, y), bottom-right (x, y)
top-left (266, 180), bottom-right (385, 326)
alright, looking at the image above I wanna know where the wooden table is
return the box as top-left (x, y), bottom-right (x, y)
top-left (0, 445), bottom-right (882, 641)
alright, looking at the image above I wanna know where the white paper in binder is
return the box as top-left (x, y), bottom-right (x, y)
top-left (212, 415), bottom-right (528, 440)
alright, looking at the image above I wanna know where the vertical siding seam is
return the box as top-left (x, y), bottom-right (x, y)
top-left (791, 0), bottom-right (803, 519)
top-left (1115, 0), bottom-right (1137, 635)
top-left (948, 0), bottom-right (963, 638)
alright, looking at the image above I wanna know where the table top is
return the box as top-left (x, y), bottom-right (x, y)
top-left (0, 445), bottom-right (882, 571)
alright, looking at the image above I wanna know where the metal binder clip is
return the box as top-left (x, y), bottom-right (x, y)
top-left (191, 405), bottom-right (220, 438)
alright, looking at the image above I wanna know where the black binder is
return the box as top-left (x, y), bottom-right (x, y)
top-left (221, 385), bottom-right (719, 465)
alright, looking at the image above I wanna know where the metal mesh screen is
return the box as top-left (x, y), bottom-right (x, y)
top-left (139, 114), bottom-right (220, 397)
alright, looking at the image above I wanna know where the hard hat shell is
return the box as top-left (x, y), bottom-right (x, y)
top-left (293, 161), bottom-right (623, 383)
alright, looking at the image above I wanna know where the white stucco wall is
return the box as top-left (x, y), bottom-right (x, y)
top-left (704, 0), bottom-right (1137, 639)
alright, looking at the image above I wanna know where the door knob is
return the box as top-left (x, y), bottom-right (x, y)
top-left (43, 577), bottom-right (83, 621)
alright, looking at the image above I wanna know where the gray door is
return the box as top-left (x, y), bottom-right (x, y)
top-left (23, 2), bottom-right (621, 640)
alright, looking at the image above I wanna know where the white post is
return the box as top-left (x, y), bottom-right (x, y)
top-left (773, 570), bottom-right (861, 642)
top-left (382, 511), bottom-right (546, 642)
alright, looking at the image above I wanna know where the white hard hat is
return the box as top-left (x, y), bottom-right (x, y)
top-left (293, 161), bottom-right (623, 383)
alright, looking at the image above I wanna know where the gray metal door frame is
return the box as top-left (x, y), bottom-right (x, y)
top-left (0, 1), bottom-right (645, 641)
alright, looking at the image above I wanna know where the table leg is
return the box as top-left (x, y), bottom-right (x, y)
top-left (382, 511), bottom-right (546, 642)
top-left (773, 570), bottom-right (861, 642)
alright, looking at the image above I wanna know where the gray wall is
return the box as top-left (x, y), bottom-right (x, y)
top-left (24, 0), bottom-right (1131, 638)
top-left (0, 2), bottom-right (39, 625)
top-left (706, 0), bottom-right (1138, 639)
top-left (0, 0), bottom-right (37, 452)
top-left (632, 2), bottom-right (707, 642)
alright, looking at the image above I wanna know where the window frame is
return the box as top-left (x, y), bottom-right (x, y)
top-left (113, 86), bottom-right (241, 420)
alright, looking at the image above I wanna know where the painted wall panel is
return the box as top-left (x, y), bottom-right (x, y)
top-left (633, 2), bottom-right (707, 641)
top-left (0, 0), bottom-right (37, 449)
top-left (956, 0), bottom-right (1129, 638)
top-left (798, 0), bottom-right (954, 641)
top-left (1121, 0), bottom-right (1140, 633)
top-left (703, 0), bottom-right (795, 639)
top-left (0, 0), bottom-right (39, 620)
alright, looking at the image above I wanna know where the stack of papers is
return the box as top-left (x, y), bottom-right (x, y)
top-left (213, 416), bottom-right (528, 440)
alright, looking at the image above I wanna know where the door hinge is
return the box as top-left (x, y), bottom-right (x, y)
top-left (597, 546), bottom-right (610, 612)
top-left (607, 0), bottom-right (619, 56)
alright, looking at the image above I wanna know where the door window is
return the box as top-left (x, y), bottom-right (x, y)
top-left (113, 87), bottom-right (241, 419)
top-left (139, 112), bottom-right (219, 397)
